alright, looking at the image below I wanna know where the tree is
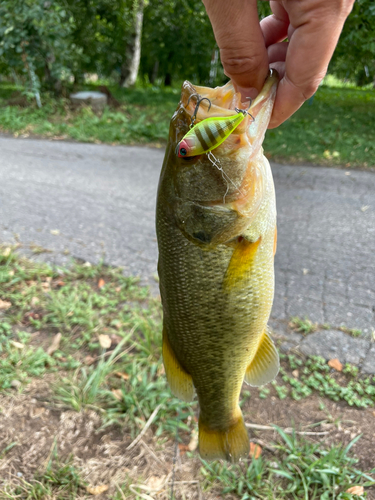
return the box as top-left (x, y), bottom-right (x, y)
top-left (0, 0), bottom-right (77, 98)
top-left (330, 0), bottom-right (375, 86)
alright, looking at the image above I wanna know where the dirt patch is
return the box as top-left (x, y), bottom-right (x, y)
top-left (0, 377), bottom-right (374, 499)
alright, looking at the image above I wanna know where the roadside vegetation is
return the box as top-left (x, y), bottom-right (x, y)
top-left (0, 245), bottom-right (374, 498)
top-left (0, 77), bottom-right (374, 169)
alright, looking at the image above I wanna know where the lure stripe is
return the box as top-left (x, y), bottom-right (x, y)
top-left (216, 125), bottom-right (227, 138)
top-left (204, 123), bottom-right (217, 144)
top-left (195, 127), bottom-right (210, 152)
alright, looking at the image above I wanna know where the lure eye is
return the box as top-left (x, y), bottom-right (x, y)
top-left (180, 147), bottom-right (187, 156)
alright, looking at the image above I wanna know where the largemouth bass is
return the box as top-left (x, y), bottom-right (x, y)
top-left (156, 71), bottom-right (279, 462)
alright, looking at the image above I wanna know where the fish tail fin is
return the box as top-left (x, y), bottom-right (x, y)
top-left (199, 407), bottom-right (249, 462)
top-left (162, 327), bottom-right (195, 402)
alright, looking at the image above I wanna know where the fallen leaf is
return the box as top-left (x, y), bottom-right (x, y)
top-left (328, 358), bottom-right (343, 372)
top-left (178, 443), bottom-right (189, 454)
top-left (31, 407), bottom-right (45, 419)
top-left (56, 280), bottom-right (66, 287)
top-left (110, 334), bottom-right (122, 345)
top-left (84, 355), bottom-right (95, 366)
top-left (10, 341), bottom-right (24, 349)
top-left (50, 229), bottom-right (60, 235)
top-left (10, 380), bottom-right (22, 389)
top-left (346, 485), bottom-right (364, 495)
top-left (111, 389), bottom-right (123, 400)
top-left (30, 297), bottom-right (39, 306)
top-left (98, 334), bottom-right (111, 349)
top-left (98, 278), bottom-right (105, 289)
top-left (188, 430), bottom-right (198, 451)
top-left (86, 485), bottom-right (109, 495)
top-left (249, 442), bottom-right (262, 459)
top-left (114, 371), bottom-right (130, 380)
top-left (0, 299), bottom-right (12, 310)
top-left (147, 476), bottom-right (165, 491)
top-left (47, 333), bottom-right (62, 355)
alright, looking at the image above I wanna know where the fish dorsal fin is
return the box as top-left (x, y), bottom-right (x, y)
top-left (244, 330), bottom-right (279, 387)
top-left (162, 328), bottom-right (195, 402)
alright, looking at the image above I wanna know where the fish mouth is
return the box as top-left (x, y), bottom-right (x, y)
top-left (180, 70), bottom-right (279, 149)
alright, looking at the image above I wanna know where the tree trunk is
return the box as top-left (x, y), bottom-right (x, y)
top-left (120, 0), bottom-right (144, 87)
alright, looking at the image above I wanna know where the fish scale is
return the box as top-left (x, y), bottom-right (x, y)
top-left (156, 71), bottom-right (280, 462)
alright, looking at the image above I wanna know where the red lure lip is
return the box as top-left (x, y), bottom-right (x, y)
top-left (176, 139), bottom-right (189, 158)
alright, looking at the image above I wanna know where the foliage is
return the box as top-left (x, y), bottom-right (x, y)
top-left (0, 0), bottom-right (77, 97)
top-left (330, 0), bottom-right (375, 86)
top-left (201, 431), bottom-right (374, 499)
top-left (141, 0), bottom-right (218, 86)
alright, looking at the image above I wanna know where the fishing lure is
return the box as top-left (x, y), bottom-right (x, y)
top-left (176, 95), bottom-right (253, 158)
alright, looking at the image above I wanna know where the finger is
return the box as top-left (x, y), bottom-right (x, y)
top-left (260, 3), bottom-right (289, 47)
top-left (267, 42), bottom-right (288, 64)
top-left (203, 0), bottom-right (269, 98)
top-left (269, 1), bottom-right (355, 128)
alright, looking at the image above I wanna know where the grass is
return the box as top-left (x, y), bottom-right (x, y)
top-left (0, 78), bottom-right (374, 168)
top-left (201, 430), bottom-right (374, 500)
top-left (1, 246), bottom-right (375, 498)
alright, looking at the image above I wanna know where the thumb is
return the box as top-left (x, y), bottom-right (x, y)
top-left (203, 0), bottom-right (269, 99)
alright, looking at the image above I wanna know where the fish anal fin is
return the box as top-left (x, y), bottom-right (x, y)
top-left (199, 407), bottom-right (249, 463)
top-left (245, 330), bottom-right (279, 387)
top-left (223, 236), bottom-right (261, 291)
top-left (162, 328), bottom-right (195, 402)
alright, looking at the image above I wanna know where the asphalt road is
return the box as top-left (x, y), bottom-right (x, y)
top-left (1, 136), bottom-right (375, 337)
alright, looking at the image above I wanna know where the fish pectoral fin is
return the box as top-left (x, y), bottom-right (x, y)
top-left (162, 328), bottom-right (195, 402)
top-left (223, 236), bottom-right (261, 291)
top-left (244, 330), bottom-right (279, 387)
top-left (199, 407), bottom-right (249, 463)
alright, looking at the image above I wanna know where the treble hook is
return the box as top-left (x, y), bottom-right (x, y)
top-left (187, 94), bottom-right (212, 127)
top-left (235, 97), bottom-right (255, 122)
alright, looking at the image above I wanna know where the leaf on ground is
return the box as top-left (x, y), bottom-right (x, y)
top-left (328, 358), bottom-right (343, 372)
top-left (111, 389), bottom-right (123, 400)
top-left (114, 371), bottom-right (130, 380)
top-left (86, 485), bottom-right (109, 495)
top-left (147, 476), bottom-right (165, 491)
top-left (84, 355), bottom-right (96, 366)
top-left (188, 430), bottom-right (198, 451)
top-left (249, 442), bottom-right (262, 459)
top-left (346, 485), bottom-right (364, 495)
top-left (98, 278), bottom-right (105, 289)
top-left (47, 332), bottom-right (62, 355)
top-left (30, 296), bottom-right (39, 306)
top-left (98, 334), bottom-right (111, 349)
top-left (110, 334), bottom-right (122, 345)
top-left (0, 299), bottom-right (12, 310)
top-left (10, 341), bottom-right (24, 349)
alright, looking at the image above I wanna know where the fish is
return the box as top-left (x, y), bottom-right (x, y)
top-left (156, 70), bottom-right (279, 463)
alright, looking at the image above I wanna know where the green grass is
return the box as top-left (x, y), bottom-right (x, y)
top-left (201, 430), bottom-right (374, 500)
top-left (0, 79), bottom-right (374, 168)
top-left (1, 246), bottom-right (375, 498)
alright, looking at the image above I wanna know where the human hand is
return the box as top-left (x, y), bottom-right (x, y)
top-left (202, 0), bottom-right (355, 128)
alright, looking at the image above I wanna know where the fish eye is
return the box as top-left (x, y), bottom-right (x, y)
top-left (180, 147), bottom-right (187, 156)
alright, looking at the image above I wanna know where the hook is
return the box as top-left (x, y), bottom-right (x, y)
top-left (235, 97), bottom-right (255, 122)
top-left (187, 94), bottom-right (212, 127)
